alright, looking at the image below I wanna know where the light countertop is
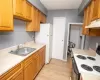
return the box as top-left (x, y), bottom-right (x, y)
top-left (72, 48), bottom-right (96, 56)
top-left (81, 73), bottom-right (100, 80)
top-left (0, 41), bottom-right (45, 76)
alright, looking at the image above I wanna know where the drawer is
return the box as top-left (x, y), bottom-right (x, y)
top-left (24, 56), bottom-right (33, 68)
top-left (0, 63), bottom-right (22, 80)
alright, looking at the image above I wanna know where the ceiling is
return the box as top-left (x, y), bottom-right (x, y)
top-left (40, 0), bottom-right (82, 10)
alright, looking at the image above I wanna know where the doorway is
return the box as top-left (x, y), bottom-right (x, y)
top-left (66, 23), bottom-right (85, 56)
top-left (70, 24), bottom-right (83, 49)
top-left (52, 17), bottom-right (66, 60)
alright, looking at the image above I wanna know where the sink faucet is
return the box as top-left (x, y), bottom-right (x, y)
top-left (17, 44), bottom-right (22, 50)
top-left (17, 45), bottom-right (20, 50)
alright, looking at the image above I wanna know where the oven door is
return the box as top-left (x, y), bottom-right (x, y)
top-left (72, 57), bottom-right (80, 80)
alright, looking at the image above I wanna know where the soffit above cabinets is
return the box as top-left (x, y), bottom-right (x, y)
top-left (40, 0), bottom-right (82, 10)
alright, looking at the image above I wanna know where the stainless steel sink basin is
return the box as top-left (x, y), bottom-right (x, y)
top-left (9, 47), bottom-right (36, 56)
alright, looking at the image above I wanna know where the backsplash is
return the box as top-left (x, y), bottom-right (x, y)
top-left (0, 19), bottom-right (34, 49)
top-left (84, 36), bottom-right (100, 50)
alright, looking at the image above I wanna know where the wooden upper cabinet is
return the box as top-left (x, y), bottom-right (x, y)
top-left (13, 0), bottom-right (23, 18)
top-left (26, 6), bottom-right (36, 31)
top-left (23, 0), bottom-right (32, 21)
top-left (82, 7), bottom-right (90, 35)
top-left (36, 10), bottom-right (40, 31)
top-left (13, 0), bottom-right (32, 21)
top-left (0, 0), bottom-right (13, 31)
top-left (26, 1), bottom-right (32, 21)
top-left (40, 12), bottom-right (46, 23)
top-left (26, 7), bottom-right (40, 31)
top-left (82, 1), bottom-right (100, 36)
top-left (91, 0), bottom-right (100, 21)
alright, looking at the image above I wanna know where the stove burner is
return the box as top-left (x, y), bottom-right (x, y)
top-left (93, 66), bottom-right (100, 73)
top-left (77, 55), bottom-right (86, 60)
top-left (87, 57), bottom-right (96, 61)
top-left (81, 64), bottom-right (93, 71)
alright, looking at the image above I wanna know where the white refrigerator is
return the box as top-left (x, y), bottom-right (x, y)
top-left (35, 23), bottom-right (53, 64)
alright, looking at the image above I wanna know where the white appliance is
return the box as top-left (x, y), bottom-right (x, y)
top-left (35, 23), bottom-right (53, 64)
top-left (73, 54), bottom-right (100, 76)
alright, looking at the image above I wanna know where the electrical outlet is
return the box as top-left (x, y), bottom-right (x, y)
top-left (96, 43), bottom-right (99, 48)
top-left (32, 36), bottom-right (34, 39)
top-left (96, 43), bottom-right (100, 48)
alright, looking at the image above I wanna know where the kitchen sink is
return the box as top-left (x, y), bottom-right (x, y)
top-left (9, 47), bottom-right (36, 56)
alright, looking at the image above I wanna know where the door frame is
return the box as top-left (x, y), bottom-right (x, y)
top-left (66, 23), bottom-right (84, 57)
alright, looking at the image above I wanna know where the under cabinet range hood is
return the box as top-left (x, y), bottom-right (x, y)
top-left (86, 19), bottom-right (100, 29)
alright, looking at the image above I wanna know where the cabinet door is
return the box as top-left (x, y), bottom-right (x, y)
top-left (26, 7), bottom-right (40, 31)
top-left (38, 47), bottom-right (45, 70)
top-left (24, 62), bottom-right (34, 80)
top-left (24, 56), bottom-right (34, 80)
top-left (26, 1), bottom-right (32, 21)
top-left (40, 13), bottom-right (46, 23)
top-left (24, 54), bottom-right (39, 80)
top-left (0, 0), bottom-right (13, 31)
top-left (0, 63), bottom-right (22, 80)
top-left (35, 10), bottom-right (40, 31)
top-left (92, 0), bottom-right (100, 21)
top-left (13, 0), bottom-right (23, 17)
top-left (88, 0), bottom-right (100, 36)
top-left (10, 69), bottom-right (23, 80)
top-left (33, 53), bottom-right (40, 75)
top-left (43, 15), bottom-right (46, 23)
top-left (82, 7), bottom-right (90, 35)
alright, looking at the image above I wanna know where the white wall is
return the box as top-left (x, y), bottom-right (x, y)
top-left (0, 19), bottom-right (34, 49)
top-left (70, 25), bottom-right (82, 49)
top-left (28, 0), bottom-right (47, 15)
top-left (84, 36), bottom-right (100, 50)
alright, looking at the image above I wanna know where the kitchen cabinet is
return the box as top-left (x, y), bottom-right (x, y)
top-left (0, 0), bottom-right (45, 31)
top-left (0, 0), bottom-right (13, 31)
top-left (82, 7), bottom-right (90, 35)
top-left (38, 47), bottom-right (45, 70)
top-left (91, 0), bottom-right (100, 21)
top-left (10, 69), bottom-right (23, 80)
top-left (26, 1), bottom-right (32, 21)
top-left (26, 7), bottom-right (40, 31)
top-left (24, 56), bottom-right (35, 80)
top-left (26, 6), bottom-right (36, 31)
top-left (24, 46), bottom-right (45, 80)
top-left (82, 1), bottom-right (100, 36)
top-left (13, 0), bottom-right (32, 21)
top-left (23, 0), bottom-right (32, 21)
top-left (0, 63), bottom-right (23, 80)
top-left (13, 0), bottom-right (23, 18)
top-left (40, 12), bottom-right (46, 23)
top-left (35, 9), bottom-right (40, 31)
top-left (32, 53), bottom-right (39, 75)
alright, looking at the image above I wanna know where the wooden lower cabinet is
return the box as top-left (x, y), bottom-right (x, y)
top-left (38, 47), bottom-right (45, 70)
top-left (0, 46), bottom-right (46, 80)
top-left (0, 63), bottom-right (23, 80)
top-left (24, 46), bottom-right (45, 80)
top-left (24, 56), bottom-right (35, 80)
top-left (10, 69), bottom-right (23, 80)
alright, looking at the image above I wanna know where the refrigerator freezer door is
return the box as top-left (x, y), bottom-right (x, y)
top-left (35, 24), bottom-right (53, 64)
